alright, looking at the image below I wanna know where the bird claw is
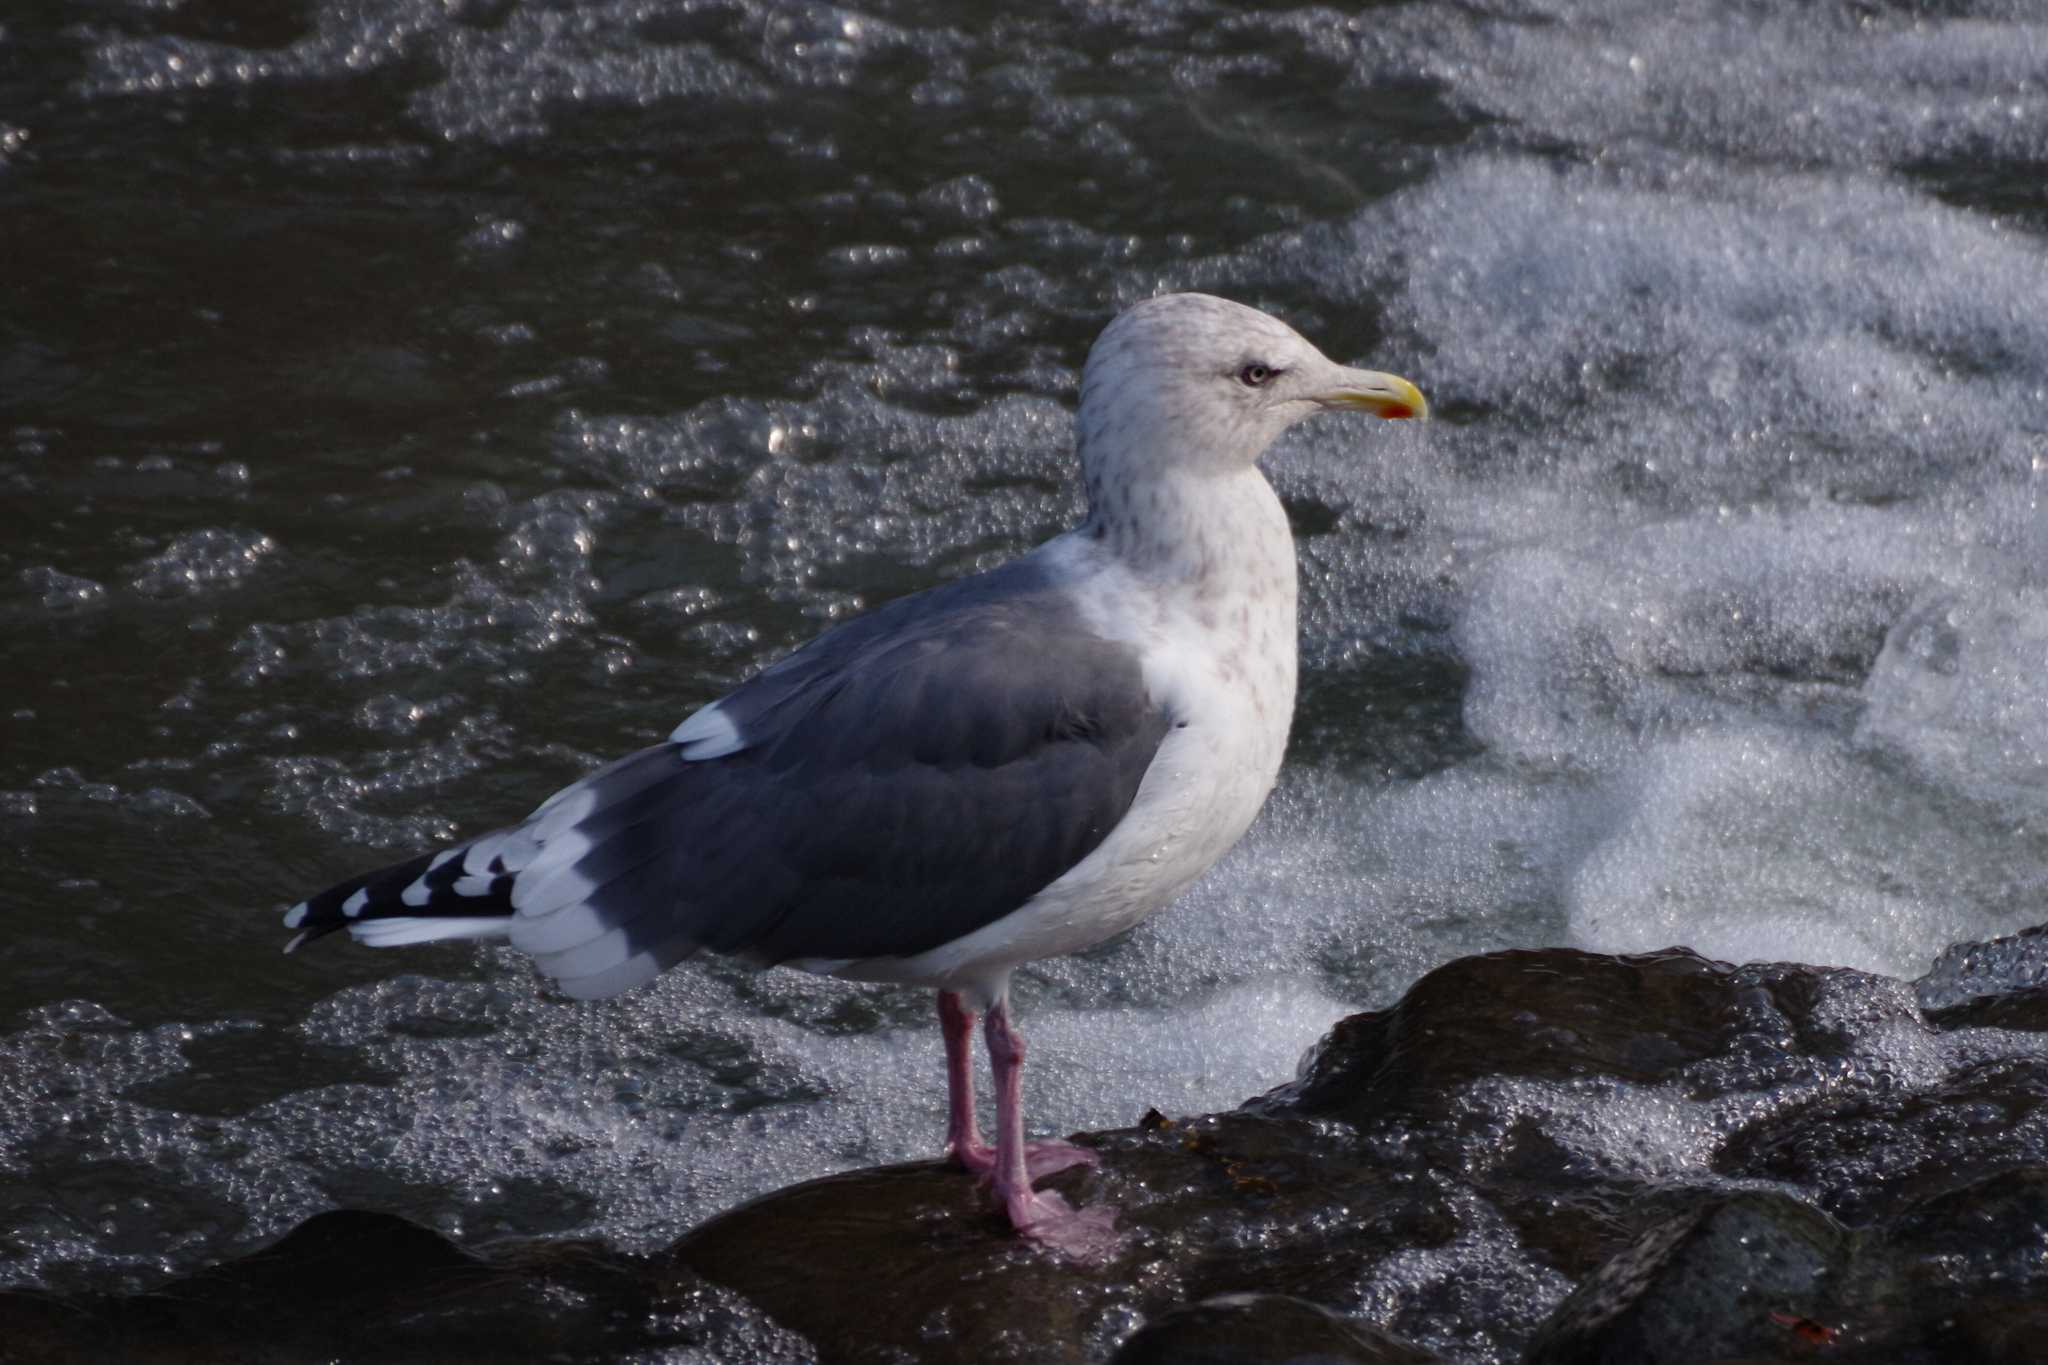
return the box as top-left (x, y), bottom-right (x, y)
top-left (948, 1139), bottom-right (1116, 1256)
top-left (951, 1139), bottom-right (1099, 1181)
top-left (1010, 1188), bottom-right (1121, 1260)
top-left (1018, 1139), bottom-right (1100, 1179)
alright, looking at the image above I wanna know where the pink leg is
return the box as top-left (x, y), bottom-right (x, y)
top-left (982, 997), bottom-right (1117, 1255)
top-left (938, 990), bottom-right (993, 1170)
top-left (937, 991), bottom-right (1098, 1182)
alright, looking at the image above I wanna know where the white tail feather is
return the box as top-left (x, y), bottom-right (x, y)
top-left (347, 916), bottom-right (514, 948)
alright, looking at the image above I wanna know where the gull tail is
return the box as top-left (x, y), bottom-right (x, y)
top-left (279, 743), bottom-right (696, 983)
top-left (282, 840), bottom-right (519, 954)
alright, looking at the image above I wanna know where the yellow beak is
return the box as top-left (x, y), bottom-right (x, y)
top-left (1320, 370), bottom-right (1427, 421)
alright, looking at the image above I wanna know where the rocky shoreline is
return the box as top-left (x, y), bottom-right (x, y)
top-left (6, 941), bottom-right (2046, 1364)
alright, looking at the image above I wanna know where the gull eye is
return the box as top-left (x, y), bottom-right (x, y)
top-left (1239, 363), bottom-right (1274, 388)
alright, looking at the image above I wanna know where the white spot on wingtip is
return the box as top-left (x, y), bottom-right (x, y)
top-left (283, 902), bottom-right (308, 929)
top-left (428, 847), bottom-right (461, 873)
top-left (669, 701), bottom-right (744, 760)
top-left (401, 879), bottom-right (432, 907)
top-left (464, 832), bottom-right (509, 877)
top-left (341, 888), bottom-right (369, 918)
top-left (454, 873), bottom-right (494, 898)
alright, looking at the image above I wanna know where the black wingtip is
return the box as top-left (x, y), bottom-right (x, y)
top-left (281, 918), bottom-right (348, 954)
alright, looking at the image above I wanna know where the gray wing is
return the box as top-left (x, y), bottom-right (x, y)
top-left (303, 559), bottom-right (1174, 999)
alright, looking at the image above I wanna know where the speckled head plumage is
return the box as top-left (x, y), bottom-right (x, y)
top-left (1075, 293), bottom-right (1426, 485)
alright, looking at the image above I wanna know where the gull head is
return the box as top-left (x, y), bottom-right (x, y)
top-left (1075, 293), bottom-right (1424, 483)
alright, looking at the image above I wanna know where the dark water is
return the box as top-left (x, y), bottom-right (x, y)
top-left (5, 0), bottom-right (2047, 1355)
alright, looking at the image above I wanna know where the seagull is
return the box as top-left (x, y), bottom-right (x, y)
top-left (281, 293), bottom-right (1425, 1253)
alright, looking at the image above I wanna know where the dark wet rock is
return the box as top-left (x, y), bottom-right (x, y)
top-left (671, 1160), bottom-right (1135, 1362)
top-left (1110, 1292), bottom-right (1446, 1364)
top-left (1527, 1171), bottom-right (2048, 1364)
top-left (1522, 1192), bottom-right (1846, 1364)
top-left (1257, 948), bottom-right (1842, 1120)
top-left (12, 943), bottom-right (2048, 1363)
top-left (1917, 922), bottom-right (2048, 1020)
top-left (664, 1121), bottom-right (1462, 1362)
top-left (0, 1208), bottom-right (809, 1365)
top-left (1924, 985), bottom-right (2048, 1033)
top-left (1715, 1052), bottom-right (2048, 1225)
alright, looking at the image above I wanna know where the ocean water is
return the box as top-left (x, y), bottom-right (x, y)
top-left (3, 0), bottom-right (2045, 1329)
